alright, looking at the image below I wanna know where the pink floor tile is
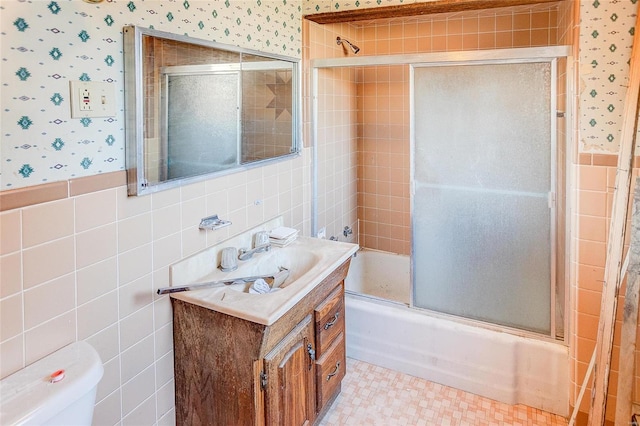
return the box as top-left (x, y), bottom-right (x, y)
top-left (320, 358), bottom-right (567, 426)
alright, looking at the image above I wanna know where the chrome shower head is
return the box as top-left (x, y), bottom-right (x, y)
top-left (336, 37), bottom-right (360, 54)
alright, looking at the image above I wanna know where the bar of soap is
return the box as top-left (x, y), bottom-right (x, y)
top-left (269, 226), bottom-right (298, 240)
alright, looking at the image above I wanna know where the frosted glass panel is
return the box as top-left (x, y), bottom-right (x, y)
top-left (413, 187), bottom-right (550, 333)
top-left (413, 62), bottom-right (552, 334)
top-left (414, 63), bottom-right (551, 192)
top-left (166, 73), bottom-right (239, 180)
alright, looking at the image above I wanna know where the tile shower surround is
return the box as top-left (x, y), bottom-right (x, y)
top-left (307, 3), bottom-right (571, 256)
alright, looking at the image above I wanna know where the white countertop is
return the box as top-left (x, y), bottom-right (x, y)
top-left (169, 236), bottom-right (358, 325)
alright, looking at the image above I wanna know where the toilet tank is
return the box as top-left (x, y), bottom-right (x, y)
top-left (0, 341), bottom-right (104, 425)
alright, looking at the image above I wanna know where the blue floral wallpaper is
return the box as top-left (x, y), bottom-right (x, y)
top-left (578, 0), bottom-right (638, 152)
top-left (1, 0), bottom-right (302, 190)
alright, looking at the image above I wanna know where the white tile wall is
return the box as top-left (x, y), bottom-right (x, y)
top-left (121, 336), bottom-right (155, 384)
top-left (93, 390), bottom-right (122, 426)
top-left (118, 213), bottom-right (153, 253)
top-left (122, 365), bottom-right (156, 417)
top-left (22, 199), bottom-right (74, 248)
top-left (24, 311), bottom-right (76, 364)
top-left (85, 324), bottom-right (119, 365)
top-left (118, 244), bottom-right (153, 285)
top-left (97, 357), bottom-right (121, 401)
top-left (156, 380), bottom-right (176, 421)
top-left (0, 336), bottom-right (24, 378)
top-left (0, 151), bottom-right (310, 425)
top-left (75, 190), bottom-right (118, 232)
top-left (77, 258), bottom-right (118, 304)
top-left (76, 224), bottom-right (117, 269)
top-left (0, 253), bottom-right (21, 298)
top-left (77, 291), bottom-right (118, 340)
top-left (120, 306), bottom-right (154, 353)
top-left (0, 294), bottom-right (22, 341)
top-left (24, 274), bottom-right (75, 328)
top-left (0, 210), bottom-right (21, 255)
top-left (123, 391), bottom-right (157, 426)
top-left (119, 275), bottom-right (154, 318)
top-left (23, 237), bottom-right (75, 288)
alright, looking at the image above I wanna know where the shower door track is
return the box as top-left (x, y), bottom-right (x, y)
top-left (311, 46), bottom-right (570, 69)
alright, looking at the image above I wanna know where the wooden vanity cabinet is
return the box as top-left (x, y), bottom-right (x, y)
top-left (263, 315), bottom-right (316, 426)
top-left (172, 259), bottom-right (350, 426)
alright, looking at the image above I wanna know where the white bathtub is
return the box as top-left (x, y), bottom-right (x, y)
top-left (344, 249), bottom-right (569, 417)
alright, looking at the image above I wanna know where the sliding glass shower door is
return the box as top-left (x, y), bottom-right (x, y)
top-left (412, 61), bottom-right (554, 335)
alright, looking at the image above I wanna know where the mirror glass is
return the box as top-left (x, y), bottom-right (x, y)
top-left (124, 26), bottom-right (300, 195)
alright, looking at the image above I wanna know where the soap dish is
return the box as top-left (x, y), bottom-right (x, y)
top-left (199, 214), bottom-right (232, 231)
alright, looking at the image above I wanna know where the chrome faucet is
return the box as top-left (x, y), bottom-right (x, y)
top-left (238, 231), bottom-right (271, 261)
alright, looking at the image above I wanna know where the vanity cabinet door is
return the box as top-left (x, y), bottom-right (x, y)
top-left (263, 315), bottom-right (316, 426)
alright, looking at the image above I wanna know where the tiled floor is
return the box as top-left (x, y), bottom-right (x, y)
top-left (320, 358), bottom-right (568, 426)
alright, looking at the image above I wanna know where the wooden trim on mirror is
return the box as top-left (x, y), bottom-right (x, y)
top-left (304, 0), bottom-right (560, 24)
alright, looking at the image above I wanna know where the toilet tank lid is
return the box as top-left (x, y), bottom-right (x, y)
top-left (0, 341), bottom-right (104, 425)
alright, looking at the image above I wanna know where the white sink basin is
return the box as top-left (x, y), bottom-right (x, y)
top-left (169, 232), bottom-right (358, 325)
top-left (224, 248), bottom-right (320, 293)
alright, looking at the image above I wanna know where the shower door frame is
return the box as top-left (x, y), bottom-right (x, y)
top-left (411, 57), bottom-right (559, 339)
top-left (311, 45), bottom-right (572, 343)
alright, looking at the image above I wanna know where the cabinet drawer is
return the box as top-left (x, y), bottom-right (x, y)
top-left (314, 285), bottom-right (344, 358)
top-left (316, 332), bottom-right (346, 410)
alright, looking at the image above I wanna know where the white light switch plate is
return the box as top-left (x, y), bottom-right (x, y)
top-left (69, 80), bottom-right (116, 118)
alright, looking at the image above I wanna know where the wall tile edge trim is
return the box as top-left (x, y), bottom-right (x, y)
top-left (69, 171), bottom-right (126, 197)
top-left (0, 171), bottom-right (126, 212)
top-left (578, 153), bottom-right (640, 167)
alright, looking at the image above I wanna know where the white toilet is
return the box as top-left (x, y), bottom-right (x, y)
top-left (0, 341), bottom-right (104, 425)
